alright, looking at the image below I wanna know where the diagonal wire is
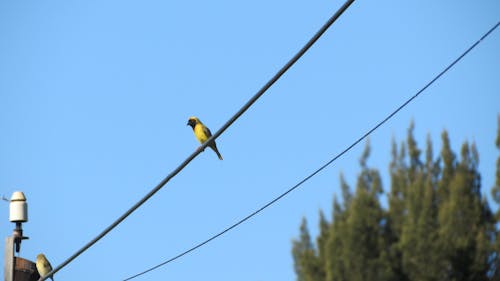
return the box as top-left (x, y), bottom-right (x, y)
top-left (39, 0), bottom-right (356, 280)
top-left (122, 20), bottom-right (500, 281)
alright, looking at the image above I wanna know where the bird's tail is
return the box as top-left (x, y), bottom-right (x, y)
top-left (216, 150), bottom-right (223, 160)
top-left (210, 144), bottom-right (223, 160)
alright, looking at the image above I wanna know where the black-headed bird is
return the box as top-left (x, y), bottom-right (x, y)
top-left (36, 253), bottom-right (54, 281)
top-left (187, 116), bottom-right (223, 160)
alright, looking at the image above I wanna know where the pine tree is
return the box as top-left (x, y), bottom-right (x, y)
top-left (387, 139), bottom-right (408, 281)
top-left (292, 122), bottom-right (499, 281)
top-left (388, 138), bottom-right (407, 237)
top-left (400, 128), bottom-right (442, 281)
top-left (437, 141), bottom-right (491, 280)
top-left (339, 142), bottom-right (394, 281)
top-left (292, 218), bottom-right (311, 281)
top-left (491, 116), bottom-right (500, 280)
top-left (316, 211), bottom-right (329, 281)
top-left (325, 177), bottom-right (351, 281)
top-left (492, 116), bottom-right (500, 207)
top-left (292, 218), bottom-right (324, 281)
top-left (340, 173), bottom-right (352, 211)
top-left (438, 130), bottom-right (456, 204)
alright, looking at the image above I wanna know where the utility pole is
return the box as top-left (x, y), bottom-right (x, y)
top-left (4, 191), bottom-right (39, 281)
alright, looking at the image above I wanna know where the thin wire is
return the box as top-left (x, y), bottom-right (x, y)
top-left (39, 1), bottom-right (356, 280)
top-left (122, 20), bottom-right (500, 281)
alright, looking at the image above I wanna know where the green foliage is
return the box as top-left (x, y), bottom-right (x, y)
top-left (492, 116), bottom-right (500, 205)
top-left (292, 122), bottom-right (499, 281)
top-left (491, 116), bottom-right (500, 280)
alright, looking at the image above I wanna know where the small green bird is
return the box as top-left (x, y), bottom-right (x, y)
top-left (187, 116), bottom-right (223, 160)
top-left (36, 253), bottom-right (54, 281)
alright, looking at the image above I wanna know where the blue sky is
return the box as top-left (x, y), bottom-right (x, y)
top-left (1, 1), bottom-right (499, 280)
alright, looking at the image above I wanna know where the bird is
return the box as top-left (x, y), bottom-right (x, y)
top-left (36, 253), bottom-right (54, 281)
top-left (187, 116), bottom-right (223, 160)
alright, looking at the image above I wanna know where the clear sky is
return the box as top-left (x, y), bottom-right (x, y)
top-left (1, 1), bottom-right (499, 280)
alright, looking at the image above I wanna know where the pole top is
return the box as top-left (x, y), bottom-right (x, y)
top-left (11, 191), bottom-right (27, 202)
top-left (10, 191), bottom-right (28, 223)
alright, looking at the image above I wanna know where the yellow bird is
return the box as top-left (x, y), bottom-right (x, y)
top-left (36, 253), bottom-right (54, 281)
top-left (187, 116), bottom-right (223, 160)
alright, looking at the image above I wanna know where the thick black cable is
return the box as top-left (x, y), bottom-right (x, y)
top-left (38, 1), bottom-right (356, 280)
top-left (122, 20), bottom-right (500, 280)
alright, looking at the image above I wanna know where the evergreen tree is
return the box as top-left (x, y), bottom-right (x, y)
top-left (292, 122), bottom-right (499, 281)
top-left (400, 128), bottom-right (442, 281)
top-left (438, 141), bottom-right (491, 280)
top-left (491, 116), bottom-right (500, 280)
top-left (325, 178), bottom-right (351, 281)
top-left (492, 115), bottom-right (500, 204)
top-left (438, 131), bottom-right (456, 204)
top-left (388, 138), bottom-right (407, 237)
top-left (316, 211), bottom-right (329, 281)
top-left (387, 139), bottom-right (408, 281)
top-left (337, 142), bottom-right (394, 281)
top-left (292, 218), bottom-right (324, 281)
top-left (340, 173), bottom-right (352, 211)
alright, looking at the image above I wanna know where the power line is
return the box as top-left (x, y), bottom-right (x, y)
top-left (122, 20), bottom-right (500, 281)
top-left (39, 1), bottom-right (356, 280)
